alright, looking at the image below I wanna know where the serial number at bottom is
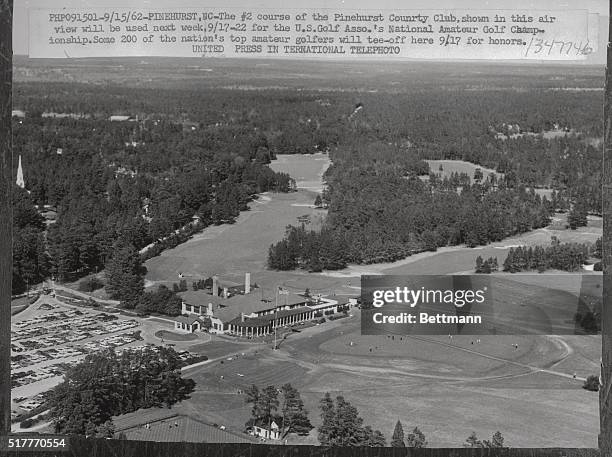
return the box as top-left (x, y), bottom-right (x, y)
top-left (1, 436), bottom-right (70, 452)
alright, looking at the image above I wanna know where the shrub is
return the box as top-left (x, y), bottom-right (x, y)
top-left (20, 418), bottom-right (34, 428)
top-left (78, 277), bottom-right (104, 292)
top-left (575, 308), bottom-right (601, 333)
top-left (583, 375), bottom-right (600, 391)
top-left (594, 261), bottom-right (603, 271)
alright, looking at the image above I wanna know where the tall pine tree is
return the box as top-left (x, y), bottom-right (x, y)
top-left (280, 383), bottom-right (313, 437)
top-left (104, 238), bottom-right (144, 308)
top-left (391, 420), bottom-right (405, 447)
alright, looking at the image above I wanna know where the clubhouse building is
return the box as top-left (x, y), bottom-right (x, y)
top-left (175, 274), bottom-right (351, 337)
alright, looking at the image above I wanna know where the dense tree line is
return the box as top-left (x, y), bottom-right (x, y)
top-left (103, 242), bottom-right (184, 314)
top-left (47, 347), bottom-right (195, 436)
top-left (568, 198), bottom-right (589, 229)
top-left (429, 135), bottom-right (602, 215)
top-left (136, 285), bottom-right (183, 316)
top-left (12, 186), bottom-right (48, 294)
top-left (270, 147), bottom-right (552, 270)
top-left (464, 431), bottom-right (506, 448)
top-left (501, 240), bottom-right (594, 273)
top-left (104, 238), bottom-right (145, 307)
top-left (14, 75), bottom-right (602, 157)
top-left (11, 101), bottom-right (295, 291)
top-left (12, 71), bottom-right (602, 284)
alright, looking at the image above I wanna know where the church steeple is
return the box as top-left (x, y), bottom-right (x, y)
top-left (16, 154), bottom-right (24, 188)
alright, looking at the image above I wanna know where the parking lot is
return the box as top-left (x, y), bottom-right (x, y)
top-left (10, 294), bottom-right (144, 417)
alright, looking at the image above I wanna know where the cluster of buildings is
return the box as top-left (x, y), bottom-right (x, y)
top-left (174, 273), bottom-right (355, 337)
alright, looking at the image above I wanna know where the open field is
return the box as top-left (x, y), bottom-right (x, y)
top-left (11, 297), bottom-right (30, 316)
top-left (424, 159), bottom-right (560, 199)
top-left (145, 192), bottom-right (321, 284)
top-left (494, 273), bottom-right (602, 298)
top-left (144, 153), bottom-right (359, 297)
top-left (183, 310), bottom-right (599, 447)
top-left (425, 160), bottom-right (503, 183)
top-left (271, 153), bottom-right (330, 193)
top-left (144, 154), bottom-right (330, 290)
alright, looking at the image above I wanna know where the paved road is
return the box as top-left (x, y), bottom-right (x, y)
top-left (48, 282), bottom-right (120, 306)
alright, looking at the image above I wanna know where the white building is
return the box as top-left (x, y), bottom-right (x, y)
top-left (250, 421), bottom-right (280, 440)
top-left (173, 314), bottom-right (206, 333)
top-left (179, 289), bottom-right (317, 337)
top-left (174, 272), bottom-right (356, 337)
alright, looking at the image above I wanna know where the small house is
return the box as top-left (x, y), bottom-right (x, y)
top-left (248, 420), bottom-right (280, 440)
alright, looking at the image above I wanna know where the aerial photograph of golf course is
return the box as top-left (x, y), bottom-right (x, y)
top-left (143, 149), bottom-right (601, 447)
top-left (10, 56), bottom-right (603, 448)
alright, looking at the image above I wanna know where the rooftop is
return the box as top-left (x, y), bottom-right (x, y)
top-left (228, 306), bottom-right (313, 328)
top-left (174, 314), bottom-right (205, 326)
top-left (179, 289), bottom-right (310, 323)
top-left (227, 315), bottom-right (272, 328)
top-left (113, 409), bottom-right (254, 444)
top-left (178, 290), bottom-right (226, 308)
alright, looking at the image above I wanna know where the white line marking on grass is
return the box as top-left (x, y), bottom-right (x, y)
top-left (404, 335), bottom-right (584, 382)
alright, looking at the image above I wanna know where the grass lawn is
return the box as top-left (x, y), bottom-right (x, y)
top-left (11, 304), bottom-right (29, 315)
top-left (11, 296), bottom-right (32, 315)
top-left (184, 316), bottom-right (599, 447)
top-left (154, 330), bottom-right (199, 342)
top-left (425, 159), bottom-right (503, 183)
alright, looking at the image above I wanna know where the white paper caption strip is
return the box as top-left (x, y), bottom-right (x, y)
top-left (29, 8), bottom-right (598, 60)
